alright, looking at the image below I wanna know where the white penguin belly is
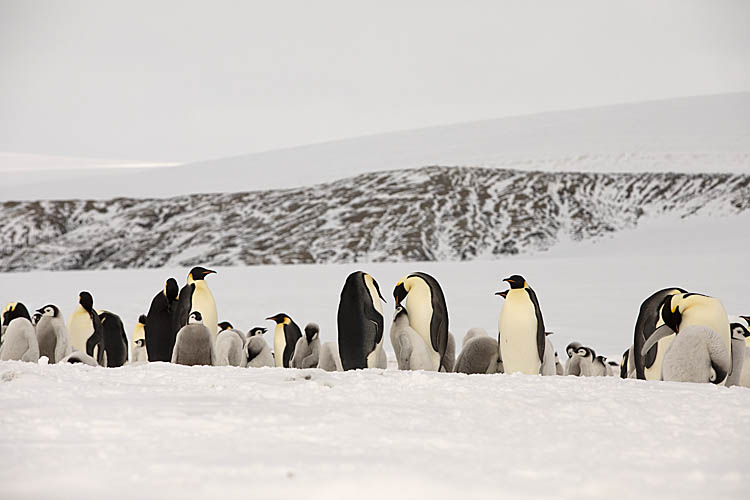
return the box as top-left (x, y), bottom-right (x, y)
top-left (366, 335), bottom-right (387, 369)
top-left (404, 287), bottom-right (440, 371)
top-left (68, 310), bottom-right (94, 354)
top-left (498, 291), bottom-right (540, 375)
top-left (273, 325), bottom-right (286, 368)
top-left (645, 334), bottom-right (674, 381)
top-left (191, 283), bottom-right (218, 338)
top-left (681, 302), bottom-right (731, 376)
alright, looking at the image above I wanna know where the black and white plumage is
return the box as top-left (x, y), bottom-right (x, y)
top-left (171, 311), bottom-right (215, 366)
top-left (337, 271), bottom-right (387, 370)
top-left (98, 310), bottom-right (129, 368)
top-left (177, 267), bottom-right (218, 338)
top-left (632, 287), bottom-right (687, 380)
top-left (215, 322), bottom-right (246, 367)
top-left (291, 323), bottom-right (321, 369)
top-left (266, 313), bottom-right (302, 368)
top-left (34, 304), bottom-right (71, 363)
top-left (145, 278), bottom-right (181, 362)
top-left (131, 314), bottom-right (148, 363)
top-left (497, 275), bottom-right (545, 375)
top-left (642, 325), bottom-right (729, 384)
top-left (67, 292), bottom-right (106, 366)
top-left (245, 327), bottom-right (274, 368)
top-left (0, 302), bottom-right (39, 362)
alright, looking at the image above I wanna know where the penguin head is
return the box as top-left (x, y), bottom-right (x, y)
top-left (3, 302), bottom-right (31, 325)
top-left (138, 314), bottom-right (147, 325)
top-left (164, 278), bottom-right (179, 301)
top-left (37, 304), bottom-right (60, 318)
top-left (566, 341), bottom-right (583, 358)
top-left (393, 281), bottom-right (408, 306)
top-left (134, 339), bottom-right (146, 347)
top-left (188, 267), bottom-right (216, 282)
top-left (304, 323), bottom-right (320, 343)
top-left (218, 321), bottom-right (234, 331)
top-left (265, 313), bottom-right (290, 325)
top-left (31, 312), bottom-right (42, 326)
top-left (502, 275), bottom-right (526, 289)
top-left (576, 346), bottom-right (593, 359)
top-left (78, 292), bottom-right (94, 312)
top-left (188, 311), bottom-right (203, 324)
top-left (731, 323), bottom-right (750, 341)
top-left (660, 295), bottom-right (682, 333)
top-left (248, 327), bottom-right (268, 337)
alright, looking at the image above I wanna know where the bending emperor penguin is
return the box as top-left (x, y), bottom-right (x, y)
top-left (145, 278), bottom-right (180, 362)
top-left (177, 267), bottom-right (218, 338)
top-left (266, 313), bottom-right (302, 368)
top-left (34, 304), bottom-right (72, 363)
top-left (337, 271), bottom-right (387, 370)
top-left (98, 311), bottom-right (129, 368)
top-left (67, 292), bottom-right (106, 366)
top-left (131, 315), bottom-right (148, 363)
top-left (0, 303), bottom-right (40, 362)
top-left (291, 323), bottom-right (322, 369)
top-left (392, 272), bottom-right (449, 371)
top-left (632, 287), bottom-right (687, 380)
top-left (497, 275), bottom-right (545, 375)
top-left (245, 327), bottom-right (275, 368)
top-left (215, 321), bottom-right (247, 367)
top-left (171, 312), bottom-right (215, 366)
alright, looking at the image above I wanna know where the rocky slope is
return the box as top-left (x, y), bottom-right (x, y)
top-left (1, 166), bottom-right (748, 271)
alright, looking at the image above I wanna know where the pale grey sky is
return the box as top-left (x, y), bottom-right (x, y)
top-left (1, 0), bottom-right (749, 163)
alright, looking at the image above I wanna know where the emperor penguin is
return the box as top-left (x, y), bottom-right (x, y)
top-left (726, 322), bottom-right (748, 387)
top-left (34, 304), bottom-right (72, 363)
top-left (245, 327), bottom-right (274, 368)
top-left (565, 342), bottom-right (583, 376)
top-left (318, 342), bottom-right (343, 371)
top-left (641, 325), bottom-right (729, 384)
top-left (131, 314), bottom-right (148, 363)
top-left (291, 323), bottom-right (322, 369)
top-left (266, 313), bottom-right (302, 368)
top-left (620, 346), bottom-right (636, 378)
top-left (390, 305), bottom-right (434, 371)
top-left (454, 327), bottom-right (500, 375)
top-left (540, 332), bottom-right (558, 376)
top-left (171, 311), bottom-right (215, 366)
top-left (337, 271), bottom-right (387, 370)
top-left (98, 310), bottom-right (129, 368)
top-left (654, 292), bottom-right (732, 383)
top-left (215, 321), bottom-right (246, 367)
top-left (606, 359), bottom-right (619, 376)
top-left (145, 278), bottom-right (181, 361)
top-left (574, 347), bottom-right (607, 377)
top-left (0, 303), bottom-right (40, 362)
top-left (177, 267), bottom-right (218, 338)
top-left (554, 351), bottom-right (564, 375)
top-left (392, 272), bottom-right (449, 371)
top-left (497, 275), bottom-right (546, 375)
top-left (67, 292), bottom-right (106, 366)
top-left (632, 287), bottom-right (687, 380)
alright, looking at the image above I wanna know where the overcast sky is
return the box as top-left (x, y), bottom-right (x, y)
top-left (1, 0), bottom-right (748, 163)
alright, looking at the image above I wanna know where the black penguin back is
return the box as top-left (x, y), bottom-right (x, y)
top-left (337, 271), bottom-right (383, 371)
top-left (99, 311), bottom-right (128, 368)
top-left (146, 287), bottom-right (181, 362)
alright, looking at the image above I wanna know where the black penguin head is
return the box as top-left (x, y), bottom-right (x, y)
top-left (31, 312), bottom-right (42, 326)
top-left (37, 304), bottom-right (60, 318)
top-left (660, 295), bottom-right (682, 333)
top-left (78, 292), bottom-right (94, 312)
top-left (248, 327), bottom-right (268, 337)
top-left (566, 341), bottom-right (582, 358)
top-left (393, 282), bottom-right (407, 306)
top-left (495, 290), bottom-right (509, 299)
top-left (731, 323), bottom-right (750, 340)
top-left (135, 339), bottom-right (145, 347)
top-left (265, 313), bottom-right (290, 325)
top-left (218, 321), bottom-right (234, 331)
top-left (3, 302), bottom-right (31, 325)
top-left (393, 305), bottom-right (408, 320)
top-left (576, 346), bottom-right (592, 358)
top-left (138, 314), bottom-right (147, 325)
top-left (164, 278), bottom-right (179, 301)
top-left (189, 311), bottom-right (203, 324)
top-left (188, 267), bottom-right (216, 281)
top-left (503, 275), bottom-right (526, 289)
top-left (304, 323), bottom-right (319, 343)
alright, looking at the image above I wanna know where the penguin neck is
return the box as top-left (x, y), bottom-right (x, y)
top-left (505, 288), bottom-right (527, 302)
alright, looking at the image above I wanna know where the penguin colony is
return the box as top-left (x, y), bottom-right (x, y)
top-left (1, 266), bottom-right (749, 388)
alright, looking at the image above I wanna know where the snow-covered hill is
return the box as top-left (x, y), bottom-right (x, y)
top-left (2, 93), bottom-right (749, 201)
top-left (1, 166), bottom-right (748, 272)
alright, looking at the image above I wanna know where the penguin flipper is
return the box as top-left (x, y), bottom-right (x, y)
top-left (525, 287), bottom-right (546, 364)
top-left (176, 284), bottom-right (195, 328)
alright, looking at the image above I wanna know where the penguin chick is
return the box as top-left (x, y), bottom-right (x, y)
top-left (565, 342), bottom-right (584, 376)
top-left (575, 347), bottom-right (607, 377)
top-left (215, 324), bottom-right (246, 367)
top-left (291, 323), bottom-right (321, 369)
top-left (554, 351), bottom-right (564, 375)
top-left (245, 327), bottom-right (274, 368)
top-left (131, 314), bottom-right (148, 363)
top-left (390, 306), bottom-right (433, 371)
top-left (455, 335), bottom-right (500, 374)
top-left (60, 350), bottom-right (99, 366)
top-left (642, 325), bottom-right (729, 384)
top-left (606, 359), bottom-right (619, 376)
top-left (726, 323), bottom-right (749, 387)
top-left (171, 312), bottom-right (215, 366)
top-left (0, 303), bottom-right (40, 362)
top-left (463, 327), bottom-right (489, 347)
top-left (34, 304), bottom-right (72, 363)
top-left (317, 341), bottom-right (343, 371)
top-left (540, 336), bottom-right (558, 376)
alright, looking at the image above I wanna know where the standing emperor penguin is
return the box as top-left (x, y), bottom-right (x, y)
top-left (393, 272), bottom-right (449, 371)
top-left (266, 313), bottom-right (302, 368)
top-left (215, 322), bottom-right (247, 367)
top-left (145, 278), bottom-right (180, 362)
top-left (67, 292), bottom-right (106, 366)
top-left (632, 287), bottom-right (687, 380)
top-left (497, 275), bottom-right (545, 375)
top-left (98, 311), bottom-right (129, 367)
top-left (172, 311), bottom-right (215, 366)
top-left (245, 327), bottom-right (275, 368)
top-left (337, 271), bottom-right (387, 370)
top-left (291, 323), bottom-right (322, 369)
top-left (131, 315), bottom-right (148, 363)
top-left (177, 267), bottom-right (218, 338)
top-left (0, 303), bottom-right (39, 362)
top-left (34, 304), bottom-right (72, 363)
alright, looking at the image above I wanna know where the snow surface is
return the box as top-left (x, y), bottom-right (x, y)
top-left (2, 93), bottom-right (749, 200)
